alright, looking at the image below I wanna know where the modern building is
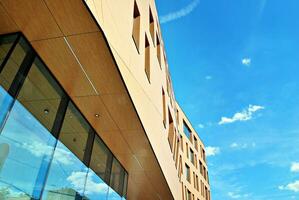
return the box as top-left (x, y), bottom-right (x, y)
top-left (0, 0), bottom-right (210, 200)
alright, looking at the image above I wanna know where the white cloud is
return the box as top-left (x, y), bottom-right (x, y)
top-left (278, 180), bottom-right (299, 192)
top-left (67, 171), bottom-right (108, 195)
top-left (230, 142), bottom-right (256, 149)
top-left (228, 192), bottom-right (241, 199)
top-left (242, 58), bottom-right (251, 66)
top-left (160, 0), bottom-right (200, 24)
top-left (228, 192), bottom-right (249, 199)
top-left (22, 141), bottom-right (74, 165)
top-left (206, 146), bottom-right (220, 157)
top-left (230, 142), bottom-right (239, 148)
top-left (219, 104), bottom-right (265, 125)
top-left (291, 162), bottom-right (299, 172)
top-left (198, 124), bottom-right (205, 128)
top-left (205, 75), bottom-right (212, 80)
top-left (278, 185), bottom-right (284, 190)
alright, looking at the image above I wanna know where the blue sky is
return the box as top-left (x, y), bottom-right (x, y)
top-left (156, 0), bottom-right (299, 199)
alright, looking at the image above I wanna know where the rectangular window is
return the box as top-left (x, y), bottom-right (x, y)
top-left (183, 121), bottom-right (192, 140)
top-left (199, 160), bottom-right (203, 175)
top-left (205, 186), bottom-right (208, 200)
top-left (168, 109), bottom-right (175, 151)
top-left (0, 34), bottom-right (28, 91)
top-left (180, 134), bottom-right (183, 150)
top-left (149, 7), bottom-right (155, 45)
top-left (178, 156), bottom-right (182, 179)
top-left (17, 57), bottom-right (64, 131)
top-left (203, 149), bottom-right (206, 162)
top-left (186, 143), bottom-right (189, 158)
top-left (58, 101), bottom-right (90, 161)
top-left (185, 164), bottom-right (190, 182)
top-left (194, 136), bottom-right (198, 150)
top-left (109, 158), bottom-right (126, 197)
top-left (145, 34), bottom-right (150, 82)
top-left (186, 189), bottom-right (192, 200)
top-left (190, 148), bottom-right (195, 165)
top-left (156, 33), bottom-right (161, 68)
top-left (162, 88), bottom-right (166, 127)
top-left (193, 171), bottom-right (196, 188)
top-left (196, 175), bottom-right (199, 191)
top-left (132, 1), bottom-right (141, 52)
top-left (201, 181), bottom-right (204, 196)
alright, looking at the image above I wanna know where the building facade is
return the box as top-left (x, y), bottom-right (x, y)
top-left (0, 0), bottom-right (210, 200)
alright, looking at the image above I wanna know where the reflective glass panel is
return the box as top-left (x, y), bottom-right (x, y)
top-left (41, 141), bottom-right (88, 200)
top-left (0, 86), bottom-right (13, 129)
top-left (90, 136), bottom-right (112, 182)
top-left (107, 187), bottom-right (122, 200)
top-left (58, 102), bottom-right (90, 161)
top-left (0, 36), bottom-right (30, 91)
top-left (17, 58), bottom-right (63, 132)
top-left (0, 34), bottom-right (16, 66)
top-left (110, 158), bottom-right (124, 196)
top-left (0, 101), bottom-right (56, 199)
top-left (83, 168), bottom-right (109, 200)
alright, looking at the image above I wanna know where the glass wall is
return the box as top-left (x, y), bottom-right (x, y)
top-left (0, 33), bottom-right (128, 200)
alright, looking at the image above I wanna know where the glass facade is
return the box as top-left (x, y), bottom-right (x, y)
top-left (0, 33), bottom-right (127, 200)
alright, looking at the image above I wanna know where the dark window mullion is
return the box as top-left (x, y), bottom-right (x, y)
top-left (51, 96), bottom-right (69, 138)
top-left (8, 48), bottom-right (35, 98)
top-left (0, 33), bottom-right (21, 74)
top-left (83, 129), bottom-right (95, 167)
top-left (105, 153), bottom-right (114, 184)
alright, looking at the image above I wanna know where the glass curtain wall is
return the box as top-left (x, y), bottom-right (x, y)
top-left (0, 33), bottom-right (128, 200)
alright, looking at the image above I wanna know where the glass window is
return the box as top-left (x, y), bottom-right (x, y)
top-left (83, 168), bottom-right (109, 200)
top-left (110, 158), bottom-right (125, 196)
top-left (132, 1), bottom-right (141, 52)
top-left (190, 149), bottom-right (194, 165)
top-left (41, 141), bottom-right (89, 200)
top-left (0, 86), bottom-right (13, 128)
top-left (122, 172), bottom-right (128, 198)
top-left (186, 189), bottom-right (191, 200)
top-left (0, 34), bottom-right (17, 66)
top-left (149, 7), bottom-right (155, 44)
top-left (185, 164), bottom-right (190, 182)
top-left (90, 136), bottom-right (112, 182)
top-left (59, 102), bottom-right (90, 161)
top-left (194, 136), bottom-right (198, 150)
top-left (0, 101), bottom-right (56, 199)
top-left (183, 121), bottom-right (191, 140)
top-left (0, 35), bottom-right (30, 91)
top-left (17, 58), bottom-right (64, 132)
top-left (107, 187), bottom-right (122, 200)
top-left (145, 34), bottom-right (150, 82)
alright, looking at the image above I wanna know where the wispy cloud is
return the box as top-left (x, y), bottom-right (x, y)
top-left (291, 162), bottom-right (299, 172)
top-left (206, 146), bottom-right (220, 157)
top-left (242, 58), bottom-right (251, 66)
top-left (230, 142), bottom-right (256, 149)
top-left (228, 192), bottom-right (249, 199)
top-left (198, 123), bottom-right (205, 128)
top-left (205, 75), bottom-right (212, 80)
top-left (160, 0), bottom-right (200, 24)
top-left (219, 105), bottom-right (265, 125)
top-left (279, 180), bottom-right (299, 192)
